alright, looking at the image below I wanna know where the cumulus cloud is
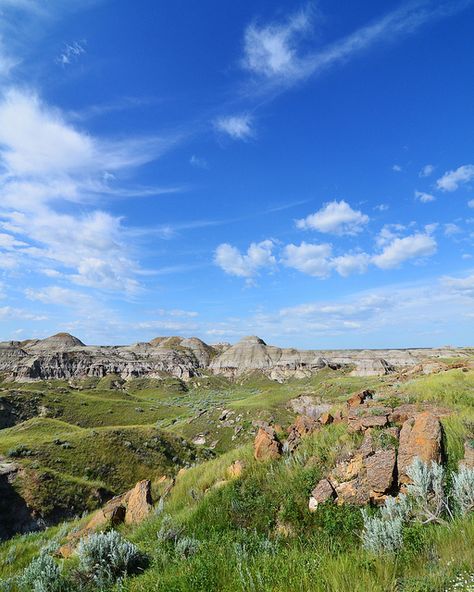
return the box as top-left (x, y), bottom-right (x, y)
top-left (281, 242), bottom-right (332, 278)
top-left (469, 200), bottom-right (474, 209)
top-left (392, 164), bottom-right (402, 172)
top-left (419, 164), bottom-right (435, 177)
top-left (437, 164), bottom-right (474, 191)
top-left (214, 240), bottom-right (275, 278)
top-left (415, 190), bottom-right (435, 203)
top-left (296, 200), bottom-right (369, 235)
top-left (214, 115), bottom-right (254, 140)
top-left (372, 232), bottom-right (437, 269)
top-left (332, 253), bottom-right (371, 277)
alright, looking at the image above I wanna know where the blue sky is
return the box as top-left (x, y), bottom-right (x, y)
top-left (0, 0), bottom-right (473, 348)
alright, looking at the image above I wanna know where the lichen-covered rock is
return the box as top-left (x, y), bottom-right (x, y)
top-left (397, 412), bottom-right (443, 485)
top-left (254, 425), bottom-right (282, 461)
top-left (347, 389), bottom-right (374, 408)
top-left (286, 415), bottom-right (318, 452)
top-left (309, 478), bottom-right (336, 511)
top-left (366, 449), bottom-right (396, 493)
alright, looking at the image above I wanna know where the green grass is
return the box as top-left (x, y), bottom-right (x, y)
top-left (1, 368), bottom-right (474, 591)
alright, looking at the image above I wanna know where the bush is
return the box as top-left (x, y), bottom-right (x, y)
top-left (452, 466), bottom-right (474, 516)
top-left (77, 530), bottom-right (146, 586)
top-left (406, 458), bottom-right (447, 523)
top-left (175, 536), bottom-right (201, 559)
top-left (18, 553), bottom-right (65, 592)
top-left (157, 514), bottom-right (184, 544)
top-left (361, 510), bottom-right (403, 554)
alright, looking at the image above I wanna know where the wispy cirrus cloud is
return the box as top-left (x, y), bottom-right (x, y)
top-left (56, 40), bottom-right (86, 66)
top-left (240, 1), bottom-right (473, 97)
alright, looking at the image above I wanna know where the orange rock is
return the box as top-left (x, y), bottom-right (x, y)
top-left (254, 425), bottom-right (282, 461)
top-left (319, 412), bottom-right (334, 426)
top-left (124, 479), bottom-right (153, 525)
top-left (347, 389), bottom-right (374, 408)
top-left (397, 412), bottom-right (442, 485)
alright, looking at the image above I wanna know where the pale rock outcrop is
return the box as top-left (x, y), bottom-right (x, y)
top-left (0, 333), bottom-right (468, 383)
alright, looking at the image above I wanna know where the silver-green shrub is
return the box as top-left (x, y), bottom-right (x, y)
top-left (77, 530), bottom-right (144, 586)
top-left (175, 536), bottom-right (201, 559)
top-left (18, 553), bottom-right (64, 592)
top-left (406, 457), bottom-right (447, 523)
top-left (452, 466), bottom-right (474, 516)
top-left (361, 510), bottom-right (403, 554)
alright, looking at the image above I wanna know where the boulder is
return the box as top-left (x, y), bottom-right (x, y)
top-left (397, 412), bottom-right (443, 484)
top-left (335, 477), bottom-right (371, 506)
top-left (286, 415), bottom-right (319, 451)
top-left (319, 412), bottom-right (333, 426)
top-left (460, 441), bottom-right (474, 469)
top-left (254, 425), bottom-right (282, 461)
top-left (347, 389), bottom-right (374, 408)
top-left (309, 478), bottom-right (336, 511)
top-left (124, 479), bottom-right (153, 524)
top-left (366, 449), bottom-right (396, 493)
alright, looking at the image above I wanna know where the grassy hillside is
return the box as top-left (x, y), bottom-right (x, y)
top-left (0, 366), bottom-right (473, 590)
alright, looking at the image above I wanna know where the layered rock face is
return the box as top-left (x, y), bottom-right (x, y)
top-left (0, 332), bottom-right (468, 382)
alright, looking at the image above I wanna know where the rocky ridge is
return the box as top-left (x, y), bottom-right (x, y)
top-left (0, 333), bottom-right (469, 383)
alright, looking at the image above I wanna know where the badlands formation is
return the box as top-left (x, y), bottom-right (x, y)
top-left (0, 332), bottom-right (467, 382)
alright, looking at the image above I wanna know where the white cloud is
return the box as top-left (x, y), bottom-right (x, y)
top-left (437, 164), bottom-right (474, 191)
top-left (419, 164), bottom-right (435, 177)
top-left (296, 200), bottom-right (369, 235)
top-left (214, 115), bottom-right (254, 140)
top-left (392, 164), bottom-right (402, 172)
top-left (468, 200), bottom-right (474, 208)
top-left (444, 223), bottom-right (462, 237)
top-left (242, 8), bottom-right (311, 79)
top-left (189, 154), bottom-right (208, 169)
top-left (282, 242), bottom-right (333, 278)
top-left (415, 190), bottom-right (435, 203)
top-left (332, 253), bottom-right (370, 277)
top-left (26, 286), bottom-right (93, 308)
top-left (0, 306), bottom-right (46, 321)
top-left (374, 204), bottom-right (389, 212)
top-left (372, 232), bottom-right (437, 269)
top-left (56, 40), bottom-right (86, 66)
top-left (214, 240), bottom-right (275, 278)
top-left (442, 274), bottom-right (474, 297)
top-left (0, 89), bottom-right (179, 293)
